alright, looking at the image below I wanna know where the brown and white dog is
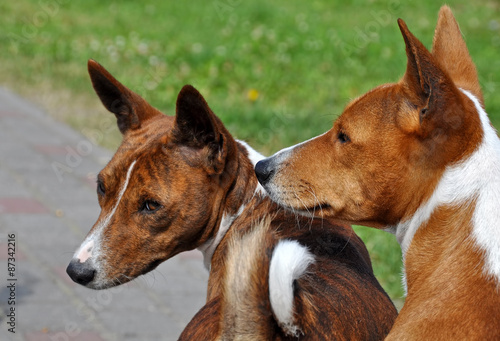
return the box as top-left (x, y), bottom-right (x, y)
top-left (255, 6), bottom-right (500, 340)
top-left (66, 60), bottom-right (397, 339)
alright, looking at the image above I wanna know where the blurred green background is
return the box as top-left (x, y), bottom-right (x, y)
top-left (1, 0), bottom-right (499, 305)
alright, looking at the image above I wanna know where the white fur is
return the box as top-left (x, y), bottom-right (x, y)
top-left (269, 240), bottom-right (315, 336)
top-left (237, 139), bottom-right (266, 195)
top-left (77, 240), bottom-right (94, 263)
top-left (463, 90), bottom-right (500, 280)
top-left (390, 90), bottom-right (500, 283)
top-left (75, 160), bottom-right (137, 273)
top-left (198, 204), bottom-right (246, 269)
top-left (260, 132), bottom-right (328, 202)
top-left (268, 132), bottom-right (327, 169)
top-left (237, 139), bottom-right (265, 166)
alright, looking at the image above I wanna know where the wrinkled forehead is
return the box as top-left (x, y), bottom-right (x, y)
top-left (101, 115), bottom-right (174, 177)
top-left (338, 83), bottom-right (405, 125)
top-left (344, 84), bottom-right (401, 113)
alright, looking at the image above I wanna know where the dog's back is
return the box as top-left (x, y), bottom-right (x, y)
top-left (182, 199), bottom-right (397, 340)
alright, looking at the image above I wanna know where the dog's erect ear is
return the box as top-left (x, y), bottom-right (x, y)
top-left (431, 6), bottom-right (483, 105)
top-left (88, 59), bottom-right (161, 134)
top-left (399, 19), bottom-right (449, 102)
top-left (398, 19), bottom-right (462, 134)
top-left (174, 85), bottom-right (228, 174)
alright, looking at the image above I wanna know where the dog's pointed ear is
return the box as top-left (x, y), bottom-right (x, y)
top-left (173, 85), bottom-right (228, 174)
top-left (398, 19), bottom-right (462, 134)
top-left (399, 19), bottom-right (447, 102)
top-left (431, 6), bottom-right (483, 105)
top-left (88, 59), bottom-right (161, 134)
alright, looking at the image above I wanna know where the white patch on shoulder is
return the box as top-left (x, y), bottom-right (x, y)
top-left (390, 90), bottom-right (500, 283)
top-left (269, 240), bottom-right (315, 337)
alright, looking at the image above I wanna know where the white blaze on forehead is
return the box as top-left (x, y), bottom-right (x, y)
top-left (74, 160), bottom-right (138, 263)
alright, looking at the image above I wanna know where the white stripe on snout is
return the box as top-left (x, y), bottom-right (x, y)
top-left (273, 131), bottom-right (328, 162)
top-left (77, 240), bottom-right (94, 263)
top-left (75, 160), bottom-right (137, 263)
top-left (260, 132), bottom-right (327, 201)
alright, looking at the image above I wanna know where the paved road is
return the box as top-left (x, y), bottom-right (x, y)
top-left (0, 88), bottom-right (209, 341)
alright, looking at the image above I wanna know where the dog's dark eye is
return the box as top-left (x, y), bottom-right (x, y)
top-left (97, 181), bottom-right (105, 196)
top-left (337, 131), bottom-right (350, 144)
top-left (140, 200), bottom-right (161, 213)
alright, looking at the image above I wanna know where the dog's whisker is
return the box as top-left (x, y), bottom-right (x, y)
top-left (292, 189), bottom-right (310, 229)
top-left (306, 187), bottom-right (323, 230)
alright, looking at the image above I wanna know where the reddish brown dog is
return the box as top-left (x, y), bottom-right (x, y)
top-left (66, 61), bottom-right (397, 339)
top-left (255, 6), bottom-right (500, 340)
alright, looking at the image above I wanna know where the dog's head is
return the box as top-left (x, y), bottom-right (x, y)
top-left (256, 7), bottom-right (484, 228)
top-left (67, 61), bottom-right (239, 289)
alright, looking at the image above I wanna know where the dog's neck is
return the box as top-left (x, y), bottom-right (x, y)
top-left (392, 90), bottom-right (500, 292)
top-left (198, 140), bottom-right (265, 269)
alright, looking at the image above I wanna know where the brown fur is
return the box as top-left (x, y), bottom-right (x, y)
top-left (386, 201), bottom-right (499, 340)
top-left (256, 6), bottom-right (500, 340)
top-left (68, 61), bottom-right (397, 339)
top-left (220, 218), bottom-right (275, 340)
top-left (180, 196), bottom-right (398, 340)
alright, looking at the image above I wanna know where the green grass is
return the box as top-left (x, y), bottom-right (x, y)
top-left (1, 0), bottom-right (499, 303)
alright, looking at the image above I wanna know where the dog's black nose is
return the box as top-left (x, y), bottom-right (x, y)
top-left (66, 259), bottom-right (96, 286)
top-left (255, 158), bottom-right (275, 185)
